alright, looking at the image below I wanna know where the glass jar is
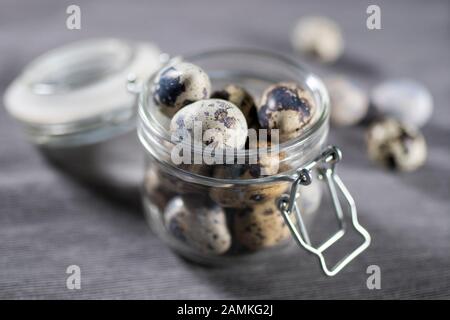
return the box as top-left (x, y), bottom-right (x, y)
top-left (5, 41), bottom-right (369, 275)
top-left (138, 49), bottom-right (368, 269)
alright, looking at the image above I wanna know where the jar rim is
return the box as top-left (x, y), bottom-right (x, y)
top-left (138, 48), bottom-right (330, 185)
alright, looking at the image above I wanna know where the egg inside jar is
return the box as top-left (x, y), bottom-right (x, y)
top-left (138, 50), bottom-right (330, 265)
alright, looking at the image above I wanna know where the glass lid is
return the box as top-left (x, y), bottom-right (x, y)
top-left (24, 38), bottom-right (135, 95)
top-left (3, 38), bottom-right (163, 146)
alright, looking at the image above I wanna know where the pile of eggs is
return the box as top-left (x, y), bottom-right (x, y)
top-left (324, 75), bottom-right (430, 173)
top-left (145, 60), bottom-right (320, 255)
top-left (290, 15), bottom-right (431, 173)
top-left (153, 61), bottom-right (317, 148)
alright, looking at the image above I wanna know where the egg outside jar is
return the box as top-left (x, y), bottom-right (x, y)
top-left (139, 49), bottom-right (330, 264)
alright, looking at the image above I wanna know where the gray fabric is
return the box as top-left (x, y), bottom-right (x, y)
top-left (0, 0), bottom-right (449, 299)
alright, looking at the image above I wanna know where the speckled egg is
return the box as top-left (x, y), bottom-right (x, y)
top-left (177, 163), bottom-right (214, 177)
top-left (246, 139), bottom-right (285, 177)
top-left (170, 99), bottom-right (248, 150)
top-left (152, 61), bottom-right (211, 117)
top-left (146, 156), bottom-right (215, 199)
top-left (164, 196), bottom-right (231, 255)
top-left (208, 139), bottom-right (288, 208)
top-left (211, 84), bottom-right (257, 125)
top-left (209, 167), bottom-right (289, 208)
top-left (257, 82), bottom-right (316, 142)
top-left (366, 118), bottom-right (427, 171)
top-left (158, 167), bottom-right (206, 196)
top-left (325, 76), bottom-right (369, 127)
top-left (233, 198), bottom-right (294, 251)
top-left (143, 166), bottom-right (175, 211)
top-left (291, 16), bottom-right (344, 63)
top-left (371, 79), bottom-right (433, 128)
top-left (209, 139), bottom-right (283, 180)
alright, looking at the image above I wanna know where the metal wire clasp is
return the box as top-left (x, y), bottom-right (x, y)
top-left (278, 145), bottom-right (371, 276)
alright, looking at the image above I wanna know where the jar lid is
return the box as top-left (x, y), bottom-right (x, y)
top-left (3, 38), bottom-right (163, 146)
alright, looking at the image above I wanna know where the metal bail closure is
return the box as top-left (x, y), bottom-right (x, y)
top-left (278, 145), bottom-right (371, 276)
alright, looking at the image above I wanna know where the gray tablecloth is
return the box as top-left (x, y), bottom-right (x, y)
top-left (1, 0), bottom-right (449, 299)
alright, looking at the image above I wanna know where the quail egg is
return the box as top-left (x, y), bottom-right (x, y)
top-left (366, 118), bottom-right (427, 171)
top-left (170, 99), bottom-right (248, 150)
top-left (211, 84), bottom-right (257, 125)
top-left (143, 166), bottom-right (175, 210)
top-left (152, 165), bottom-right (206, 195)
top-left (291, 16), bottom-right (344, 63)
top-left (233, 198), bottom-right (294, 251)
top-left (208, 138), bottom-right (288, 207)
top-left (371, 79), bottom-right (433, 128)
top-left (152, 61), bottom-right (211, 117)
top-left (164, 196), bottom-right (232, 255)
top-left (209, 173), bottom-right (289, 208)
top-left (325, 75), bottom-right (369, 127)
top-left (257, 82), bottom-right (316, 142)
